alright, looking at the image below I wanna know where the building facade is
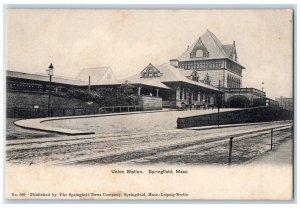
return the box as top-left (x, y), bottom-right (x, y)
top-left (124, 63), bottom-right (221, 109)
top-left (275, 97), bottom-right (293, 110)
top-left (169, 30), bottom-right (267, 108)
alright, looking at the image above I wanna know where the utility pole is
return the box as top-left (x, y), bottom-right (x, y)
top-left (88, 75), bottom-right (91, 93)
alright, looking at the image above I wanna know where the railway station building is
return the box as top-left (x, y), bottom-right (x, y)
top-left (6, 30), bottom-right (273, 117)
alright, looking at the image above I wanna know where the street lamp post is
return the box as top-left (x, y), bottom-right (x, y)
top-left (217, 80), bottom-right (221, 127)
top-left (46, 63), bottom-right (54, 117)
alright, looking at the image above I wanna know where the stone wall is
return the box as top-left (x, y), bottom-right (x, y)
top-left (138, 96), bottom-right (162, 111)
top-left (177, 106), bottom-right (291, 128)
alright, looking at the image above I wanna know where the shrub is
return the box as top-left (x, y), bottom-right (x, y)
top-left (52, 84), bottom-right (138, 106)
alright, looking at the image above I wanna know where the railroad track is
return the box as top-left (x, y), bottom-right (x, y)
top-left (6, 122), bottom-right (292, 165)
top-left (60, 124), bottom-right (292, 165)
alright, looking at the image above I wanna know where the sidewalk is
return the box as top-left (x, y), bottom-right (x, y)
top-left (246, 138), bottom-right (293, 165)
top-left (14, 108), bottom-right (236, 136)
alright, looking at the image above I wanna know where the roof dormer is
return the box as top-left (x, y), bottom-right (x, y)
top-left (190, 38), bottom-right (209, 58)
top-left (140, 63), bottom-right (163, 78)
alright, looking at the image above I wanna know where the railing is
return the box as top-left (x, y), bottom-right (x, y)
top-left (189, 124), bottom-right (292, 165)
top-left (224, 88), bottom-right (266, 96)
top-left (226, 125), bottom-right (292, 165)
top-left (7, 105), bottom-right (143, 118)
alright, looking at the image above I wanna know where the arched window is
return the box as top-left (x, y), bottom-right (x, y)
top-left (196, 49), bottom-right (204, 58)
top-left (227, 75), bottom-right (230, 87)
top-left (233, 78), bottom-right (236, 88)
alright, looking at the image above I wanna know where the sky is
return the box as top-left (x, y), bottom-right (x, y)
top-left (6, 9), bottom-right (293, 99)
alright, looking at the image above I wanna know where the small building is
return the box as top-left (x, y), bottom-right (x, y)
top-left (275, 97), bottom-right (293, 110)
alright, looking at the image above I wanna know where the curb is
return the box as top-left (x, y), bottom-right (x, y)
top-left (14, 119), bottom-right (95, 136)
top-left (13, 109), bottom-right (174, 136)
top-left (185, 121), bottom-right (291, 131)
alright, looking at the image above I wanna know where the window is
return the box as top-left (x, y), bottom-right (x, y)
top-left (193, 93), bottom-right (197, 100)
top-left (141, 65), bottom-right (162, 78)
top-left (196, 49), bottom-right (204, 57)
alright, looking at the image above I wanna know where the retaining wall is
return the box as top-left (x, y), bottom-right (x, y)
top-left (177, 107), bottom-right (292, 128)
top-left (7, 91), bottom-right (100, 109)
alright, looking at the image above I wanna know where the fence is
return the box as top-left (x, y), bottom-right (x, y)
top-left (7, 105), bottom-right (143, 118)
top-left (226, 125), bottom-right (292, 165)
top-left (189, 125), bottom-right (292, 165)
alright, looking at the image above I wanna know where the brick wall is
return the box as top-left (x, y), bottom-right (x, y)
top-left (138, 96), bottom-right (162, 111)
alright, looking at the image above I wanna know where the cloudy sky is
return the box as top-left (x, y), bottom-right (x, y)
top-left (6, 9), bottom-right (293, 99)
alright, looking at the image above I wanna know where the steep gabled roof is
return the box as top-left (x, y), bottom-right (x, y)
top-left (178, 30), bottom-right (228, 61)
top-left (177, 30), bottom-right (242, 66)
top-left (76, 67), bottom-right (117, 84)
top-left (140, 63), bottom-right (161, 74)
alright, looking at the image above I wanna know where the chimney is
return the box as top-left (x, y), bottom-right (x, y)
top-left (170, 59), bottom-right (179, 68)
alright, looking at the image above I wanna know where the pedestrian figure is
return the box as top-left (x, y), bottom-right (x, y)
top-left (181, 102), bottom-right (185, 110)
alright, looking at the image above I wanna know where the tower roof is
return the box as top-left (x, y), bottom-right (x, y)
top-left (177, 30), bottom-right (242, 67)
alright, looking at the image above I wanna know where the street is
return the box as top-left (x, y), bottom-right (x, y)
top-left (6, 110), bottom-right (292, 165)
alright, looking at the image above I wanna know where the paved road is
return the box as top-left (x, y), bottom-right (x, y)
top-left (43, 109), bottom-right (237, 134)
top-left (6, 120), bottom-right (292, 165)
